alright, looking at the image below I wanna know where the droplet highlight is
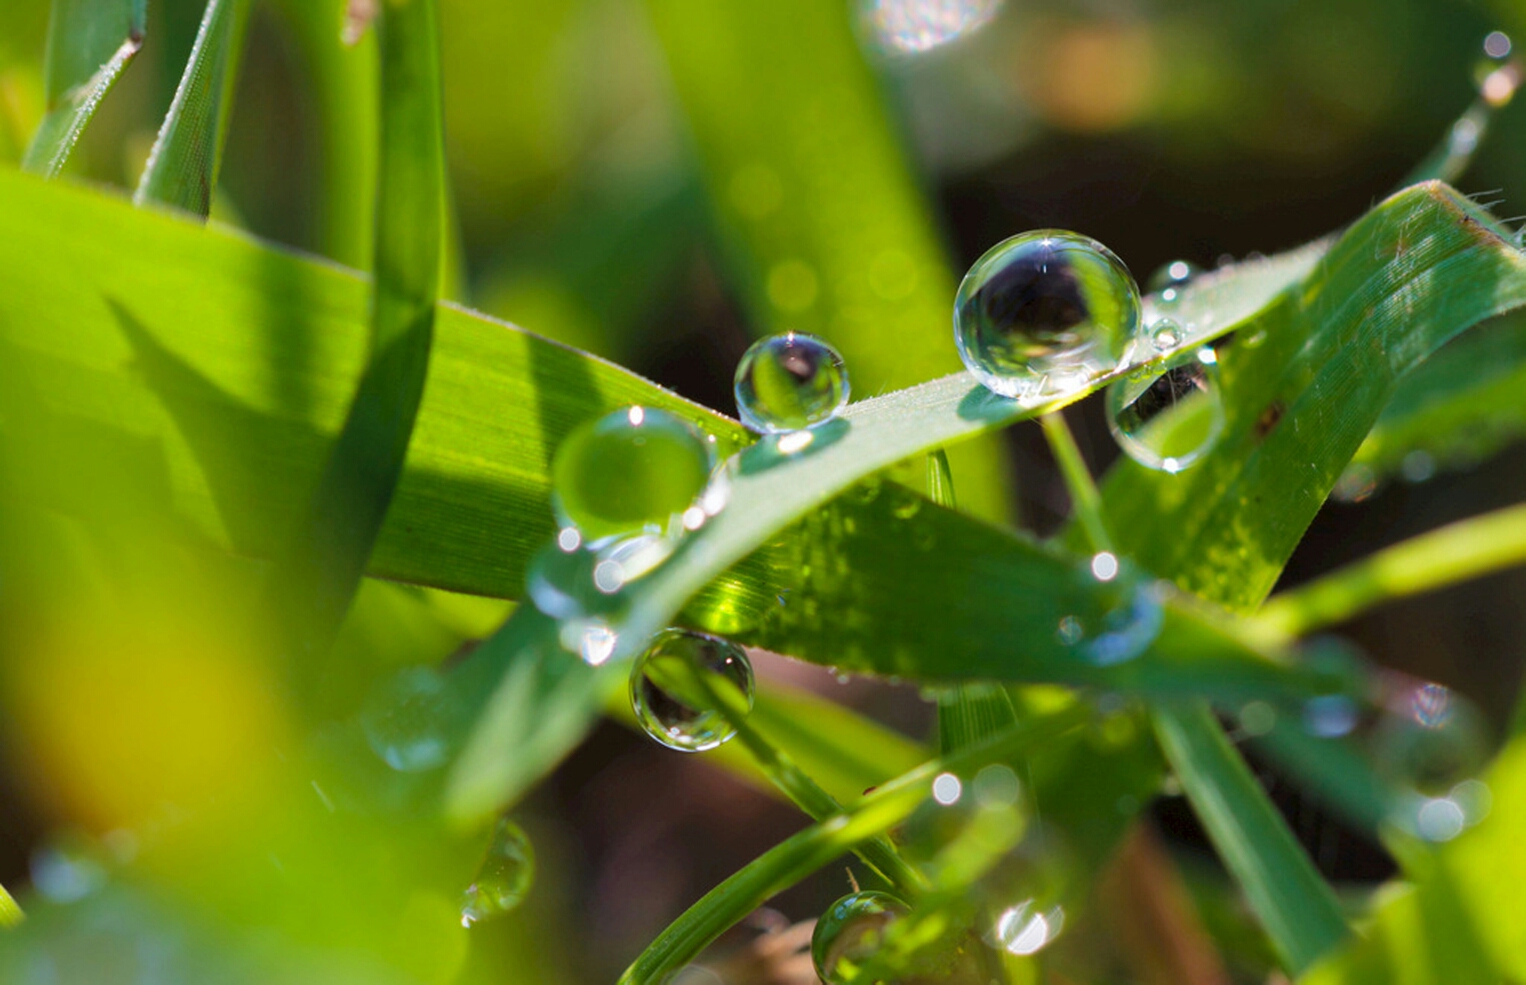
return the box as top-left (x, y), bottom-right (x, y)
top-left (1146, 259), bottom-right (1199, 294)
top-left (954, 230), bottom-right (1141, 400)
top-left (630, 628), bottom-right (755, 752)
top-left (812, 891), bottom-right (910, 985)
top-left (1106, 347), bottom-right (1224, 473)
top-left (734, 332), bottom-right (850, 433)
top-left (461, 817), bottom-right (535, 927)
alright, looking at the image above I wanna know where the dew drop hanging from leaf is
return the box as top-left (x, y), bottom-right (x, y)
top-left (811, 890), bottom-right (910, 985)
top-left (1106, 346), bottom-right (1226, 473)
top-left (460, 817), bottom-right (535, 927)
top-left (954, 229), bottom-right (1141, 400)
top-left (629, 629), bottom-right (755, 752)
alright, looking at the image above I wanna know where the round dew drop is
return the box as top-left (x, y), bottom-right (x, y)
top-left (629, 628), bottom-right (755, 752)
top-left (1146, 259), bottom-right (1200, 294)
top-left (360, 665), bottom-right (457, 773)
top-left (460, 817), bottom-right (535, 927)
top-left (551, 406), bottom-right (715, 546)
top-left (811, 891), bottom-right (910, 985)
top-left (954, 230), bottom-right (1141, 399)
top-left (1106, 347), bottom-right (1225, 473)
top-left (734, 332), bottom-right (850, 433)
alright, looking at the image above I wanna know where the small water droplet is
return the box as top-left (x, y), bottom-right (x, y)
top-left (1238, 700), bottom-right (1277, 737)
top-left (1331, 463), bottom-right (1378, 503)
top-left (630, 629), bottom-right (755, 752)
top-left (1410, 682), bottom-right (1454, 728)
top-left (1090, 551), bottom-right (1120, 582)
top-left (1400, 450), bottom-right (1437, 483)
top-left (734, 332), bottom-right (850, 433)
top-left (1303, 694), bottom-right (1358, 738)
top-left (1377, 689), bottom-right (1487, 798)
top-left (552, 406), bottom-right (716, 546)
top-left (1064, 568), bottom-right (1164, 666)
top-left (360, 666), bottom-right (457, 772)
top-left (931, 772), bottom-right (963, 805)
top-left (1106, 347), bottom-right (1224, 473)
top-left (1146, 259), bottom-right (1200, 294)
top-left (1150, 319), bottom-right (1183, 351)
top-left (954, 230), bottom-right (1141, 400)
top-left (1476, 32), bottom-right (1521, 107)
top-left (1484, 29), bottom-right (1512, 59)
top-left (1056, 615), bottom-right (1083, 645)
top-left (862, 0), bottom-right (1003, 56)
top-left (988, 900), bottom-right (1065, 956)
top-left (812, 891), bottom-right (910, 985)
top-left (461, 817), bottom-right (535, 927)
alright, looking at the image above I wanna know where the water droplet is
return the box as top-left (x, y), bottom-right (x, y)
top-left (1150, 319), bottom-right (1183, 351)
top-left (461, 817), bottom-right (535, 927)
top-left (861, 0), bottom-right (1003, 55)
top-left (1377, 689), bottom-right (1488, 798)
top-left (1400, 450), bottom-right (1437, 484)
top-left (1090, 551), bottom-right (1120, 582)
top-left (1410, 682), bottom-right (1454, 729)
top-left (526, 543), bottom-right (627, 622)
top-left (630, 629), bottom-right (755, 752)
top-left (360, 666), bottom-right (457, 772)
top-left (812, 891), bottom-right (910, 985)
top-left (1302, 694), bottom-right (1358, 738)
top-left (932, 772), bottom-right (963, 805)
top-left (988, 900), bottom-right (1065, 956)
top-left (954, 230), bottom-right (1141, 400)
top-left (734, 332), bottom-right (850, 433)
top-left (1146, 259), bottom-right (1199, 294)
top-left (1064, 569), bottom-right (1164, 666)
top-left (1332, 462), bottom-right (1378, 503)
top-left (1415, 796), bottom-right (1467, 842)
top-left (1106, 347), bottom-right (1225, 473)
top-left (1484, 29), bottom-right (1512, 60)
top-left (1476, 32), bottom-right (1521, 107)
top-left (552, 406), bottom-right (716, 546)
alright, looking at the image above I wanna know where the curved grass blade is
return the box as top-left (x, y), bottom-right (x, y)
top-left (134, 0), bottom-right (252, 215)
top-left (264, 0), bottom-right (446, 668)
top-left (1101, 183), bottom-right (1526, 612)
top-left (1349, 312), bottom-right (1526, 483)
top-left (0, 885), bottom-right (20, 928)
top-left (21, 0), bottom-right (146, 177)
top-left (1153, 703), bottom-right (1348, 975)
top-left (617, 706), bottom-right (1089, 985)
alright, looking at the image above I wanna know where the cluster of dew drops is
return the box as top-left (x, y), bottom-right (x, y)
top-left (357, 102), bottom-right (1504, 948)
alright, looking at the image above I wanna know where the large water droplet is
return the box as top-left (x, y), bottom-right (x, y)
top-left (812, 891), bottom-right (910, 985)
top-left (552, 406), bottom-right (716, 546)
top-left (734, 332), bottom-right (850, 433)
top-left (954, 230), bottom-right (1141, 399)
top-left (461, 817), bottom-right (535, 927)
top-left (360, 665), bottom-right (457, 772)
top-left (1106, 347), bottom-right (1225, 473)
top-left (630, 628), bottom-right (755, 752)
top-left (988, 900), bottom-right (1065, 956)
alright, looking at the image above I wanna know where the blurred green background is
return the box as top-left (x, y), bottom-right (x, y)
top-left (2, 0), bottom-right (1526, 981)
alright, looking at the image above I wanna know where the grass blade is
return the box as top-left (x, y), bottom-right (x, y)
top-left (21, 0), bottom-right (146, 177)
top-left (0, 885), bottom-right (20, 928)
top-left (1256, 501), bottom-right (1526, 638)
top-left (617, 706), bottom-right (1089, 985)
top-left (263, 0), bottom-right (446, 666)
top-left (1151, 702), bottom-right (1347, 974)
top-left (134, 0), bottom-right (252, 215)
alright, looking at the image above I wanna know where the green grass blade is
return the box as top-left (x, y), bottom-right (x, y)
top-left (134, 0), bottom-right (252, 216)
top-left (1350, 312), bottom-right (1526, 483)
top-left (0, 884), bottom-right (21, 928)
top-left (643, 0), bottom-right (1012, 521)
top-left (617, 706), bottom-right (1089, 985)
top-left (1257, 501), bottom-right (1526, 638)
top-left (1152, 703), bottom-right (1347, 974)
top-left (1102, 183), bottom-right (1526, 612)
top-left (20, 0), bottom-right (146, 177)
top-left (264, 0), bottom-right (445, 666)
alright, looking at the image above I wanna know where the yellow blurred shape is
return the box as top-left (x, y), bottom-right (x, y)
top-left (11, 616), bottom-right (286, 831)
top-left (1020, 21), bottom-right (1159, 133)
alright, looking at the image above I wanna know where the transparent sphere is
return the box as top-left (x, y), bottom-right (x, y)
top-left (954, 230), bottom-right (1141, 399)
top-left (1106, 347), bottom-right (1226, 473)
top-left (630, 628), bottom-right (755, 752)
top-left (1145, 259), bottom-right (1200, 294)
top-left (811, 891), bottom-right (910, 985)
top-left (460, 817), bottom-right (535, 927)
top-left (734, 332), bottom-right (850, 433)
top-left (360, 666), bottom-right (457, 772)
top-left (551, 406), bottom-right (715, 545)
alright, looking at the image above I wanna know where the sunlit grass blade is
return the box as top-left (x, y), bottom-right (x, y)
top-left (1350, 312), bottom-right (1526, 483)
top-left (264, 0), bottom-right (446, 670)
top-left (1152, 703), bottom-right (1348, 974)
top-left (644, 0), bottom-right (1012, 521)
top-left (0, 885), bottom-right (20, 928)
top-left (134, 0), bottom-right (252, 215)
top-left (616, 706), bottom-right (1090, 985)
top-left (1102, 183), bottom-right (1526, 612)
top-left (1256, 501), bottom-right (1526, 639)
top-left (21, 0), bottom-right (146, 177)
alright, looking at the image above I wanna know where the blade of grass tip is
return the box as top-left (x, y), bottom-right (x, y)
top-left (1152, 703), bottom-right (1347, 975)
top-left (682, 659), bottom-right (929, 896)
top-left (0, 884), bottom-right (21, 928)
top-left (1255, 501), bottom-right (1526, 639)
top-left (1402, 56), bottom-right (1520, 187)
top-left (617, 706), bottom-right (1090, 985)
top-left (264, 0), bottom-right (444, 679)
top-left (133, 0), bottom-right (253, 215)
top-left (1039, 412), bottom-right (1347, 974)
top-left (21, 0), bottom-right (147, 177)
